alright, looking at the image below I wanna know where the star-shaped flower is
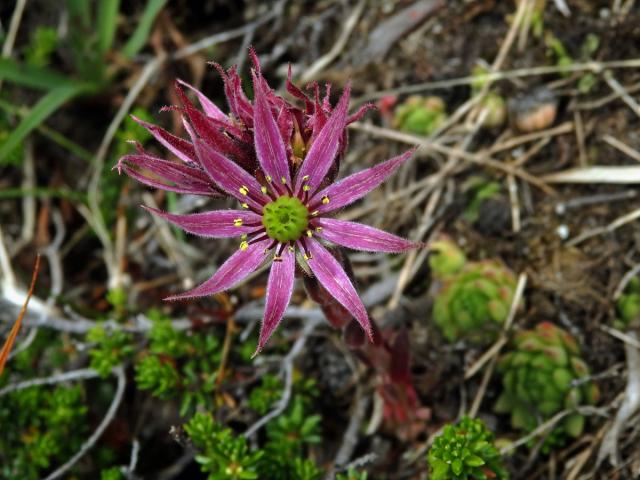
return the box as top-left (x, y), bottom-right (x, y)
top-left (119, 53), bottom-right (418, 354)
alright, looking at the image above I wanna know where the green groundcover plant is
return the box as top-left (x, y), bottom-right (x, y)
top-left (428, 416), bottom-right (508, 480)
top-left (430, 238), bottom-right (518, 343)
top-left (495, 322), bottom-right (599, 447)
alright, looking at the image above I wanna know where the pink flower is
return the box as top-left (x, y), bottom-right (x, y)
top-left (118, 52), bottom-right (417, 354)
top-left (118, 50), bottom-right (371, 197)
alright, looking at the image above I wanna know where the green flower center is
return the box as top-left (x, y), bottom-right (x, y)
top-left (262, 196), bottom-right (309, 243)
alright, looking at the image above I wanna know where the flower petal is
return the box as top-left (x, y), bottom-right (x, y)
top-left (310, 149), bottom-right (415, 214)
top-left (166, 239), bottom-right (270, 300)
top-left (175, 82), bottom-right (250, 163)
top-left (131, 116), bottom-right (197, 165)
top-left (252, 70), bottom-right (291, 189)
top-left (255, 248), bottom-right (295, 355)
top-left (143, 206), bottom-right (262, 238)
top-left (314, 218), bottom-right (418, 252)
top-left (194, 138), bottom-right (268, 209)
top-left (176, 79), bottom-right (227, 121)
top-left (118, 154), bottom-right (216, 196)
top-left (304, 239), bottom-right (372, 339)
top-left (211, 62), bottom-right (254, 127)
top-left (295, 83), bottom-right (350, 195)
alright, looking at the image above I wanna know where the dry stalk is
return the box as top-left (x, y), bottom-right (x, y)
top-left (597, 329), bottom-right (640, 466)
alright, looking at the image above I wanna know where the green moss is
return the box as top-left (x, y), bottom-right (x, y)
top-left (428, 416), bottom-right (508, 480)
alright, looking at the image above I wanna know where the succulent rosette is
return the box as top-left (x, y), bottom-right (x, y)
top-left (393, 95), bottom-right (446, 136)
top-left (428, 416), bottom-right (508, 480)
top-left (495, 322), bottom-right (600, 440)
top-left (429, 239), bottom-right (517, 343)
top-left (615, 277), bottom-right (640, 329)
top-left (118, 51), bottom-right (418, 354)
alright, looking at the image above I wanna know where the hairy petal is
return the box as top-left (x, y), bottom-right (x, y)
top-left (118, 154), bottom-right (216, 196)
top-left (252, 70), bottom-right (291, 189)
top-left (211, 62), bottom-right (254, 127)
top-left (143, 207), bottom-right (262, 238)
top-left (314, 218), bottom-right (418, 252)
top-left (255, 248), bottom-right (295, 355)
top-left (347, 103), bottom-right (376, 124)
top-left (304, 239), bottom-right (372, 339)
top-left (131, 116), bottom-right (197, 165)
top-left (295, 83), bottom-right (351, 195)
top-left (176, 79), bottom-right (227, 121)
top-left (194, 138), bottom-right (268, 209)
top-left (166, 239), bottom-right (270, 300)
top-left (310, 149), bottom-right (415, 214)
top-left (175, 82), bottom-right (249, 162)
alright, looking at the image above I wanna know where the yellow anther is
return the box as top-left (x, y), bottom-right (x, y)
top-left (288, 245), bottom-right (295, 252)
top-left (321, 196), bottom-right (330, 205)
top-left (302, 175), bottom-right (310, 181)
top-left (315, 227), bottom-right (323, 232)
top-left (233, 218), bottom-right (243, 227)
top-left (239, 185), bottom-right (249, 195)
top-left (303, 253), bottom-right (313, 261)
top-left (241, 234), bottom-right (248, 240)
top-left (261, 186), bottom-right (268, 194)
top-left (306, 230), bottom-right (313, 237)
top-left (241, 203), bottom-right (249, 209)
top-left (281, 176), bottom-right (287, 184)
top-left (240, 241), bottom-right (249, 251)
top-left (302, 185), bottom-right (311, 192)
top-left (265, 175), bottom-right (272, 183)
top-left (310, 210), bottom-right (319, 217)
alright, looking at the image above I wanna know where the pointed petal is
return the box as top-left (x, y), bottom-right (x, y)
top-left (143, 207), bottom-right (262, 238)
top-left (255, 248), bottom-right (295, 355)
top-left (176, 79), bottom-right (227, 121)
top-left (194, 138), bottom-right (268, 209)
top-left (314, 218), bottom-right (419, 252)
top-left (118, 154), bottom-right (216, 196)
top-left (211, 62), bottom-right (254, 126)
top-left (295, 83), bottom-right (351, 195)
top-left (310, 149), bottom-right (415, 214)
top-left (175, 82), bottom-right (250, 162)
top-left (166, 239), bottom-right (269, 300)
top-left (347, 103), bottom-right (376, 124)
top-left (132, 116), bottom-right (197, 165)
top-left (286, 65), bottom-right (314, 112)
top-left (252, 70), bottom-right (291, 189)
top-left (304, 239), bottom-right (372, 339)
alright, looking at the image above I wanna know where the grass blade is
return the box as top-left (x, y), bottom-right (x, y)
top-left (0, 84), bottom-right (88, 162)
top-left (0, 58), bottom-right (74, 90)
top-left (122, 0), bottom-right (167, 58)
top-left (97, 0), bottom-right (121, 53)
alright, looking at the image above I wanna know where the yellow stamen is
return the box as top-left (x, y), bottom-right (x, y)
top-left (239, 185), bottom-right (249, 195)
top-left (310, 210), bottom-right (319, 217)
top-left (239, 241), bottom-right (249, 251)
top-left (241, 203), bottom-right (249, 209)
top-left (288, 246), bottom-right (295, 252)
top-left (233, 218), bottom-right (243, 227)
top-left (303, 253), bottom-right (313, 261)
top-left (265, 175), bottom-right (272, 183)
top-left (241, 234), bottom-right (248, 240)
top-left (281, 176), bottom-right (287, 184)
top-left (302, 185), bottom-right (310, 192)
top-left (306, 230), bottom-right (313, 237)
top-left (302, 175), bottom-right (310, 181)
top-left (261, 186), bottom-right (268, 194)
top-left (321, 196), bottom-right (330, 205)
top-left (315, 227), bottom-right (323, 232)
